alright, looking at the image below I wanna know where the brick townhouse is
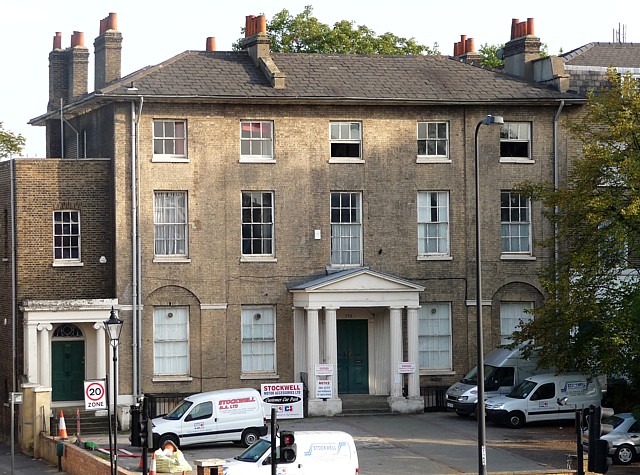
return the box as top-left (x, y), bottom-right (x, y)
top-left (1, 12), bottom-right (605, 444)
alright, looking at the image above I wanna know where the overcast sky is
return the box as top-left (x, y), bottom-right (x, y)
top-left (2, 0), bottom-right (636, 157)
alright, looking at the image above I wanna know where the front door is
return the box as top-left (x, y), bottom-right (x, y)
top-left (52, 341), bottom-right (85, 401)
top-left (337, 319), bottom-right (369, 394)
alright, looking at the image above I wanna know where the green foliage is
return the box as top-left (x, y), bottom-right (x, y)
top-left (233, 6), bottom-right (438, 55)
top-left (0, 122), bottom-right (25, 158)
top-left (512, 69), bottom-right (640, 399)
top-left (478, 43), bottom-right (504, 68)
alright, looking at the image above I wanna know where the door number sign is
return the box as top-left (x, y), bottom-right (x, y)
top-left (84, 380), bottom-right (107, 410)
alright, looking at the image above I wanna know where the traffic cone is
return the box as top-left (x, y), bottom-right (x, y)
top-left (58, 410), bottom-right (68, 439)
top-left (149, 452), bottom-right (157, 475)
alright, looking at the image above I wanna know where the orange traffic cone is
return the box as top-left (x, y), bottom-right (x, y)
top-left (58, 410), bottom-right (68, 439)
top-left (149, 452), bottom-right (157, 475)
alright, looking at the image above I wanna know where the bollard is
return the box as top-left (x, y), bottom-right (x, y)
top-left (57, 442), bottom-right (64, 471)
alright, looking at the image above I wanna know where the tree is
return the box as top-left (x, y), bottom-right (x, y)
top-left (0, 122), bottom-right (25, 158)
top-left (478, 43), bottom-right (504, 68)
top-left (234, 6), bottom-right (438, 55)
top-left (512, 69), bottom-right (640, 394)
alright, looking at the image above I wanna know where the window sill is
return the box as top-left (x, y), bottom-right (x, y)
top-left (417, 255), bottom-right (452, 261)
top-left (241, 373), bottom-right (279, 380)
top-left (152, 375), bottom-right (193, 382)
top-left (52, 261), bottom-right (84, 267)
top-left (419, 370), bottom-right (455, 376)
top-left (240, 256), bottom-right (277, 263)
top-left (500, 254), bottom-right (536, 261)
top-left (239, 158), bottom-right (275, 163)
top-left (499, 158), bottom-right (535, 164)
top-left (153, 257), bottom-right (192, 263)
top-left (152, 157), bottom-right (189, 163)
top-left (416, 157), bottom-right (451, 164)
top-left (328, 158), bottom-right (365, 164)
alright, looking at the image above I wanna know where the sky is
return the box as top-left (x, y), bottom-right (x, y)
top-left (1, 0), bottom-right (637, 158)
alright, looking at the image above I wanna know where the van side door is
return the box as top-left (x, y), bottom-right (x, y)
top-left (180, 400), bottom-right (217, 446)
top-left (526, 382), bottom-right (558, 422)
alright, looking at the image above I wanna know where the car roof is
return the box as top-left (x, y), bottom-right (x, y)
top-left (185, 388), bottom-right (260, 402)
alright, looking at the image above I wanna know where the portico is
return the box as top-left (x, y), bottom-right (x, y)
top-left (289, 268), bottom-right (425, 416)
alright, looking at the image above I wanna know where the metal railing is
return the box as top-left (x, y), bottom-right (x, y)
top-left (421, 386), bottom-right (448, 412)
top-left (145, 393), bottom-right (192, 418)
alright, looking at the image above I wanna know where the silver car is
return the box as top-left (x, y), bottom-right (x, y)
top-left (591, 413), bottom-right (640, 465)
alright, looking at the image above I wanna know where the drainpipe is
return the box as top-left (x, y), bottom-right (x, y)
top-left (554, 100), bottom-right (565, 267)
top-left (136, 97), bottom-right (143, 397)
top-left (10, 155), bottom-right (16, 394)
top-left (130, 98), bottom-right (142, 398)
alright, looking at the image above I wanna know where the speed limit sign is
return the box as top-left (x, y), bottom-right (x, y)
top-left (84, 380), bottom-right (107, 410)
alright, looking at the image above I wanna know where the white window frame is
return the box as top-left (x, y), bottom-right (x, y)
top-left (329, 121), bottom-right (363, 162)
top-left (240, 121), bottom-right (274, 162)
top-left (241, 191), bottom-right (275, 259)
top-left (241, 305), bottom-right (276, 376)
top-left (417, 121), bottom-right (449, 162)
top-left (501, 191), bottom-right (532, 256)
top-left (418, 303), bottom-right (452, 372)
top-left (330, 191), bottom-right (362, 266)
top-left (500, 302), bottom-right (533, 345)
top-left (500, 122), bottom-right (532, 162)
top-left (417, 191), bottom-right (450, 259)
top-left (154, 191), bottom-right (189, 260)
top-left (153, 120), bottom-right (187, 162)
top-left (153, 306), bottom-right (190, 378)
top-left (53, 210), bottom-right (82, 266)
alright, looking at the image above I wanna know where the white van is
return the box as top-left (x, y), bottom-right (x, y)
top-left (446, 346), bottom-right (551, 416)
top-left (151, 388), bottom-right (268, 448)
top-left (223, 431), bottom-right (359, 475)
top-left (485, 373), bottom-right (602, 428)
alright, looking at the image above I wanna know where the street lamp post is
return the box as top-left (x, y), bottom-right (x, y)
top-left (104, 307), bottom-right (124, 475)
top-left (474, 114), bottom-right (504, 475)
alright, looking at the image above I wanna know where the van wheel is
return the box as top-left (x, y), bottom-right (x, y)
top-left (506, 411), bottom-right (525, 429)
top-left (241, 429), bottom-right (260, 447)
top-left (614, 444), bottom-right (635, 465)
top-left (158, 434), bottom-right (180, 450)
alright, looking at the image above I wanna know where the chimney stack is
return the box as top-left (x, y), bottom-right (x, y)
top-left (452, 34), bottom-right (480, 63)
top-left (241, 14), bottom-right (285, 89)
top-left (504, 17), bottom-right (541, 80)
top-left (67, 31), bottom-right (90, 101)
top-left (94, 12), bottom-right (122, 91)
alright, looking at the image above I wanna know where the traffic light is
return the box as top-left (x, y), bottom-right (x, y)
top-left (587, 405), bottom-right (613, 474)
top-left (279, 430), bottom-right (296, 463)
top-left (139, 418), bottom-right (153, 449)
top-left (130, 404), bottom-right (142, 446)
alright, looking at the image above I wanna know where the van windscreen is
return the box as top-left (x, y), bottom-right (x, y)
top-left (163, 400), bottom-right (193, 420)
top-left (507, 380), bottom-right (537, 399)
top-left (234, 439), bottom-right (271, 462)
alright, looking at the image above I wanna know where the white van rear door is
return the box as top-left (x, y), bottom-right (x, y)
top-left (180, 400), bottom-right (217, 445)
top-left (526, 382), bottom-right (559, 422)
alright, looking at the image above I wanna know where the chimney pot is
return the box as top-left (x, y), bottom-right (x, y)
top-left (466, 38), bottom-right (474, 53)
top-left (107, 12), bottom-right (118, 31)
top-left (71, 31), bottom-right (84, 47)
top-left (527, 18), bottom-right (534, 36)
top-left (460, 35), bottom-right (467, 54)
top-left (206, 37), bottom-right (216, 52)
top-left (257, 15), bottom-right (267, 33)
top-left (246, 15), bottom-right (256, 37)
top-left (511, 18), bottom-right (518, 40)
top-left (53, 32), bottom-right (62, 50)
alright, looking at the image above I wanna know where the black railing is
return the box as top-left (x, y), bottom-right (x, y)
top-left (145, 393), bottom-right (192, 418)
top-left (421, 386), bottom-right (448, 412)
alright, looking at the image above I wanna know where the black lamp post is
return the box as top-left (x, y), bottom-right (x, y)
top-left (474, 114), bottom-right (504, 475)
top-left (104, 307), bottom-right (124, 475)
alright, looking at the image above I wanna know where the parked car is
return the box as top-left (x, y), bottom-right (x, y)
top-left (583, 413), bottom-right (640, 465)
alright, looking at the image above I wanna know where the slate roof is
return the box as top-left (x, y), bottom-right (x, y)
top-left (100, 50), bottom-right (579, 103)
top-left (561, 43), bottom-right (640, 68)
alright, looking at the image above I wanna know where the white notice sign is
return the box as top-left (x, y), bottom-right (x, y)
top-left (315, 364), bottom-right (334, 376)
top-left (397, 362), bottom-right (416, 374)
top-left (316, 380), bottom-right (333, 399)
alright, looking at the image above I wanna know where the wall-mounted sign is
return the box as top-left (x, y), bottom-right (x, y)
top-left (397, 362), bottom-right (416, 374)
top-left (315, 364), bottom-right (334, 376)
top-left (316, 380), bottom-right (333, 399)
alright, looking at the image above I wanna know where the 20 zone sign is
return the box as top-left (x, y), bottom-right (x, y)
top-left (84, 380), bottom-right (107, 410)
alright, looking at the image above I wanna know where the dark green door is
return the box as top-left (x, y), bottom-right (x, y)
top-left (52, 341), bottom-right (85, 401)
top-left (337, 320), bottom-right (369, 394)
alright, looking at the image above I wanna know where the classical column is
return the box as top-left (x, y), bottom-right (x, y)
top-left (407, 307), bottom-right (420, 398)
top-left (37, 323), bottom-right (53, 387)
top-left (292, 307), bottom-right (306, 383)
top-left (25, 322), bottom-right (39, 384)
top-left (305, 308), bottom-right (320, 399)
top-left (94, 322), bottom-right (107, 380)
top-left (324, 307), bottom-right (339, 397)
top-left (389, 307), bottom-right (403, 398)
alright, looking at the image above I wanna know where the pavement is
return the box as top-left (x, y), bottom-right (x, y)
top-left (0, 443), bottom-right (62, 474)
top-left (10, 412), bottom-right (639, 474)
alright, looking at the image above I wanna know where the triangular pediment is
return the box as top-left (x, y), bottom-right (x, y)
top-left (291, 268), bottom-right (423, 293)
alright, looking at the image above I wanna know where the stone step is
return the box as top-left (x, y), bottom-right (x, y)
top-left (54, 408), bottom-right (111, 435)
top-left (339, 395), bottom-right (391, 416)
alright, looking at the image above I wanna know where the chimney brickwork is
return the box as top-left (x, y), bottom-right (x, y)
top-left (67, 31), bottom-right (90, 102)
top-left (241, 15), bottom-right (285, 89)
top-left (503, 18), bottom-right (541, 81)
top-left (94, 13), bottom-right (122, 91)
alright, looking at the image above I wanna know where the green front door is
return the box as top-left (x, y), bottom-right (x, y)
top-left (52, 341), bottom-right (85, 401)
top-left (337, 319), bottom-right (369, 394)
